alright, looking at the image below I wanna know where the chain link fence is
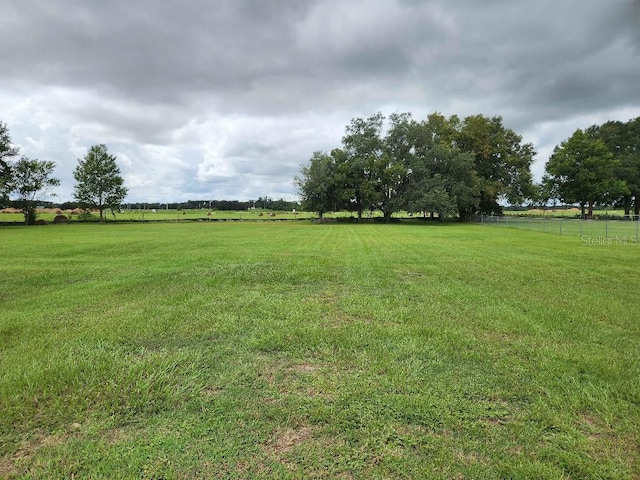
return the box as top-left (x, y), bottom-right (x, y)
top-left (475, 215), bottom-right (639, 245)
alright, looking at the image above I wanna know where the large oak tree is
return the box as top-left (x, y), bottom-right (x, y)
top-left (544, 129), bottom-right (627, 217)
top-left (587, 118), bottom-right (640, 217)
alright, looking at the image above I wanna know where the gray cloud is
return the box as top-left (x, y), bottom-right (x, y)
top-left (1, 0), bottom-right (639, 202)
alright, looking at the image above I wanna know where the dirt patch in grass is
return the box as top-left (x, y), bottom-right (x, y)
top-left (286, 363), bottom-right (318, 373)
top-left (264, 425), bottom-right (313, 455)
top-left (262, 425), bottom-right (315, 471)
top-left (1, 430), bottom-right (73, 477)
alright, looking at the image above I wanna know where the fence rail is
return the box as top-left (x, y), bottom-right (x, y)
top-left (475, 215), bottom-right (639, 245)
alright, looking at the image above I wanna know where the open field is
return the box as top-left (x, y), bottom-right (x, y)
top-left (1, 209), bottom-right (388, 224)
top-left (1, 222), bottom-right (639, 478)
top-left (0, 209), bottom-right (323, 223)
top-left (503, 209), bottom-right (629, 218)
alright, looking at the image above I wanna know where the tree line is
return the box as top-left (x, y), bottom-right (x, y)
top-left (1, 122), bottom-right (127, 224)
top-left (295, 112), bottom-right (535, 221)
top-left (296, 112), bottom-right (640, 220)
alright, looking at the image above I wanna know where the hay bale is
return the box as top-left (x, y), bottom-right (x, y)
top-left (53, 214), bottom-right (68, 224)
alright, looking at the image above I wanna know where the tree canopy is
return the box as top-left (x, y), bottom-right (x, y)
top-left (294, 150), bottom-right (339, 220)
top-left (295, 111), bottom-right (535, 221)
top-left (74, 144), bottom-right (128, 222)
top-left (543, 129), bottom-right (628, 217)
top-left (10, 157), bottom-right (60, 224)
top-left (585, 118), bottom-right (640, 217)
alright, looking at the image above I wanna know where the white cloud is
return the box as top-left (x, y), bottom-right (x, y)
top-left (0, 0), bottom-right (638, 202)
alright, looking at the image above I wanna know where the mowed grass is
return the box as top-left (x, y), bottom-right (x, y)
top-left (1, 222), bottom-right (638, 479)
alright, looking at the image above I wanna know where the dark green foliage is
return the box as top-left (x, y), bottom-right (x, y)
top-left (74, 144), bottom-right (128, 222)
top-left (454, 115), bottom-right (536, 214)
top-left (586, 117), bottom-right (640, 216)
top-left (341, 113), bottom-right (386, 220)
top-left (544, 129), bottom-right (628, 217)
top-left (10, 157), bottom-right (60, 225)
top-left (294, 151), bottom-right (339, 219)
top-left (297, 111), bottom-right (515, 220)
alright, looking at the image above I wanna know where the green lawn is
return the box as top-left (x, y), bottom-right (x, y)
top-left (1, 222), bottom-right (638, 479)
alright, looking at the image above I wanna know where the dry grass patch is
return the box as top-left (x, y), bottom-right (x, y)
top-left (263, 425), bottom-right (314, 455)
top-left (1, 430), bottom-right (74, 477)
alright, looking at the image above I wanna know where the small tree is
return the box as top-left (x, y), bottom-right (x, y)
top-left (74, 144), bottom-right (128, 222)
top-left (10, 157), bottom-right (60, 225)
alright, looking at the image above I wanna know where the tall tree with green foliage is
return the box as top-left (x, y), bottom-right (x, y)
top-left (544, 129), bottom-right (628, 217)
top-left (341, 113), bottom-right (385, 220)
top-left (376, 113), bottom-right (417, 221)
top-left (10, 157), bottom-right (60, 225)
top-left (405, 142), bottom-right (479, 220)
top-left (0, 121), bottom-right (20, 202)
top-left (74, 144), bottom-right (128, 222)
top-left (295, 151), bottom-right (339, 220)
top-left (402, 114), bottom-right (479, 220)
top-left (453, 115), bottom-right (536, 214)
top-left (587, 117), bottom-right (640, 217)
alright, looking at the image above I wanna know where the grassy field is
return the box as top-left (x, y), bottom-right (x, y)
top-left (503, 209), bottom-right (629, 218)
top-left (1, 222), bottom-right (638, 479)
top-left (0, 209), bottom-right (375, 223)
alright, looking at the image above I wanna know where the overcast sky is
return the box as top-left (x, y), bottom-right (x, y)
top-left (2, 0), bottom-right (639, 203)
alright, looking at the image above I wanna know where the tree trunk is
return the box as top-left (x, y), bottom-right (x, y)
top-left (588, 202), bottom-right (594, 218)
top-left (580, 202), bottom-right (586, 218)
top-left (623, 195), bottom-right (631, 219)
